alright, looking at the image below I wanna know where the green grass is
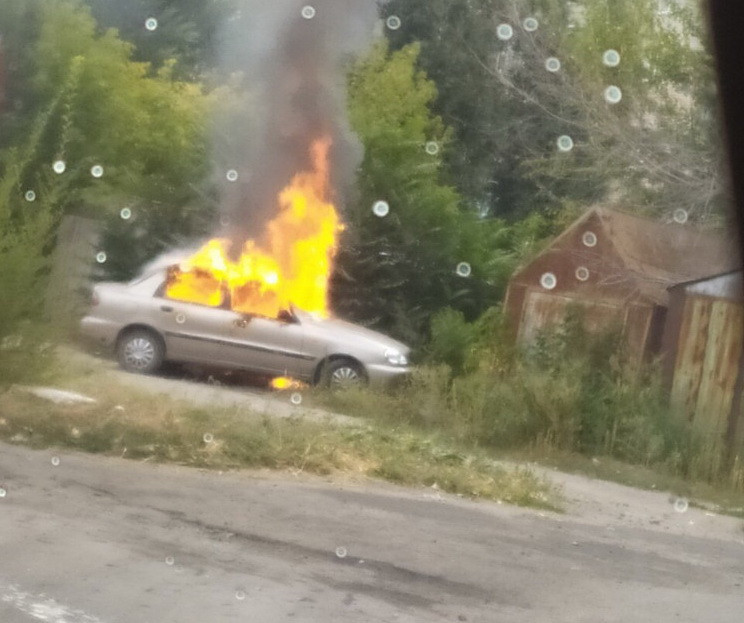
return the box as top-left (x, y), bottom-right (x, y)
top-left (8, 327), bottom-right (744, 518)
top-left (307, 365), bottom-right (744, 515)
top-left (0, 353), bottom-right (559, 511)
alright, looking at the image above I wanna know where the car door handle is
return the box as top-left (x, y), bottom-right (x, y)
top-left (160, 305), bottom-right (173, 313)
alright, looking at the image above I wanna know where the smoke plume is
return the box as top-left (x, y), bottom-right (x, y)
top-left (214, 0), bottom-right (379, 255)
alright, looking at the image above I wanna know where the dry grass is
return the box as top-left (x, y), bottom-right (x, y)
top-left (0, 357), bottom-right (559, 511)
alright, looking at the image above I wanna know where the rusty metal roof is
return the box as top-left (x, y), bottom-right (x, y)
top-left (510, 207), bottom-right (739, 305)
top-left (594, 208), bottom-right (738, 301)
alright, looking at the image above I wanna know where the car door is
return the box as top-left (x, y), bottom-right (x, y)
top-left (229, 314), bottom-right (312, 377)
top-left (155, 295), bottom-right (243, 367)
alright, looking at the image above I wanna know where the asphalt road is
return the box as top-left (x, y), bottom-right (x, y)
top-left (1, 443), bottom-right (743, 623)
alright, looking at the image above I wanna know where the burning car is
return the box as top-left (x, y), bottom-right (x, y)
top-left (80, 139), bottom-right (410, 388)
top-left (79, 269), bottom-right (411, 389)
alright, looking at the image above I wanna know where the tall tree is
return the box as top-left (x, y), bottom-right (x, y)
top-left (382, 0), bottom-right (722, 224)
top-left (335, 42), bottom-right (528, 344)
top-left (382, 0), bottom-right (563, 220)
top-left (0, 1), bottom-right (218, 283)
top-left (83, 0), bottom-right (235, 79)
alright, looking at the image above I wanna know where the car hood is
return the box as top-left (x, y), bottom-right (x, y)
top-left (298, 313), bottom-right (410, 354)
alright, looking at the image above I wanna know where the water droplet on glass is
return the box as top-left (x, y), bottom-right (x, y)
top-left (290, 393), bottom-right (303, 406)
top-left (557, 135), bottom-right (574, 152)
top-left (25, 190), bottom-right (36, 202)
top-left (545, 57), bottom-right (561, 73)
top-left (372, 200), bottom-right (390, 218)
top-left (51, 456), bottom-right (60, 467)
top-left (603, 49), bottom-right (621, 67)
top-left (540, 273), bottom-right (557, 290)
top-left (120, 208), bottom-right (132, 220)
top-left (301, 5), bottom-right (316, 20)
top-left (176, 313), bottom-right (186, 325)
top-left (0, 488), bottom-right (6, 498)
top-left (220, 216), bottom-right (230, 228)
top-left (226, 169), bottom-right (239, 182)
top-left (604, 85), bottom-right (623, 104)
top-left (235, 590), bottom-right (246, 601)
top-left (674, 497), bottom-right (689, 513)
top-left (673, 208), bottom-right (689, 224)
top-left (456, 262), bottom-right (472, 278)
top-left (386, 15), bottom-right (402, 31)
top-left (496, 24), bottom-right (514, 41)
top-left (71, 427), bottom-right (81, 439)
top-left (165, 556), bottom-right (175, 566)
top-left (523, 17), bottom-right (539, 32)
top-left (582, 231), bottom-right (598, 248)
top-left (95, 252), bottom-right (107, 264)
top-left (145, 17), bottom-right (158, 31)
top-left (335, 547), bottom-right (348, 559)
top-left (91, 165), bottom-right (104, 178)
top-left (575, 267), bottom-right (590, 282)
top-left (425, 141), bottom-right (440, 156)
top-left (53, 160), bottom-right (66, 174)
top-left (203, 433), bottom-right (214, 444)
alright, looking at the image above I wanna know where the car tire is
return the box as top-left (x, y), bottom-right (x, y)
top-left (117, 329), bottom-right (164, 374)
top-left (322, 359), bottom-right (367, 390)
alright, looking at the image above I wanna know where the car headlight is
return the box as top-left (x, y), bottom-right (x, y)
top-left (385, 349), bottom-right (408, 366)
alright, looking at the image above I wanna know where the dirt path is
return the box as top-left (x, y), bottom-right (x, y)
top-left (65, 347), bottom-right (359, 426)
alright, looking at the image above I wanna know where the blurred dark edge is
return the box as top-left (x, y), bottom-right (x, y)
top-left (708, 0), bottom-right (744, 458)
top-left (708, 0), bottom-right (744, 260)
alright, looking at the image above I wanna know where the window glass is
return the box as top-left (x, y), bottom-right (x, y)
top-left (1, 2), bottom-right (742, 621)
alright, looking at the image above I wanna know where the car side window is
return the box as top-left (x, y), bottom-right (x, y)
top-left (157, 280), bottom-right (230, 310)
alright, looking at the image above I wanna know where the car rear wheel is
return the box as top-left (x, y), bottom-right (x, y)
top-left (117, 329), bottom-right (164, 374)
top-left (323, 359), bottom-right (367, 390)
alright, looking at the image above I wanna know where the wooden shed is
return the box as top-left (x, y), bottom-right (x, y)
top-left (662, 271), bottom-right (744, 450)
top-left (505, 207), bottom-right (736, 363)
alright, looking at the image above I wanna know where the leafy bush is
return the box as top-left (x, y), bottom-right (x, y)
top-left (427, 308), bottom-right (476, 374)
top-left (319, 307), bottom-right (743, 492)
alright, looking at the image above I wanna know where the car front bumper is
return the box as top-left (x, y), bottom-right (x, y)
top-left (365, 363), bottom-right (412, 389)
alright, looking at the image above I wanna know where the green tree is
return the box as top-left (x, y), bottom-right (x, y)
top-left (84, 0), bottom-right (235, 79)
top-left (0, 96), bottom-right (66, 384)
top-left (1, 0), bottom-right (217, 281)
top-left (520, 0), bottom-right (722, 222)
top-left (335, 42), bottom-right (528, 344)
top-left (383, 0), bottom-right (721, 224)
top-left (382, 0), bottom-right (566, 220)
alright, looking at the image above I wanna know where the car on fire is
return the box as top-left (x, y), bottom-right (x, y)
top-left (79, 269), bottom-right (411, 389)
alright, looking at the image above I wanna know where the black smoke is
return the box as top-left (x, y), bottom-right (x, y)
top-left (213, 0), bottom-right (379, 256)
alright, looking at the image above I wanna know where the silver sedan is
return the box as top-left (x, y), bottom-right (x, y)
top-left (80, 270), bottom-right (411, 389)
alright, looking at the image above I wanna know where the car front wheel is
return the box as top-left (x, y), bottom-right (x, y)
top-left (323, 359), bottom-right (367, 390)
top-left (117, 329), bottom-right (164, 374)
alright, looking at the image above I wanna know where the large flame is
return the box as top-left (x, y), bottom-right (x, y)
top-left (166, 138), bottom-right (341, 318)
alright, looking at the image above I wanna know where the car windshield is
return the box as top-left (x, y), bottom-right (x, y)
top-left (2, 1), bottom-right (743, 622)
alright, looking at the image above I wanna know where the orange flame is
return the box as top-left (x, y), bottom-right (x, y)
top-left (270, 376), bottom-right (308, 390)
top-left (166, 138), bottom-right (341, 318)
